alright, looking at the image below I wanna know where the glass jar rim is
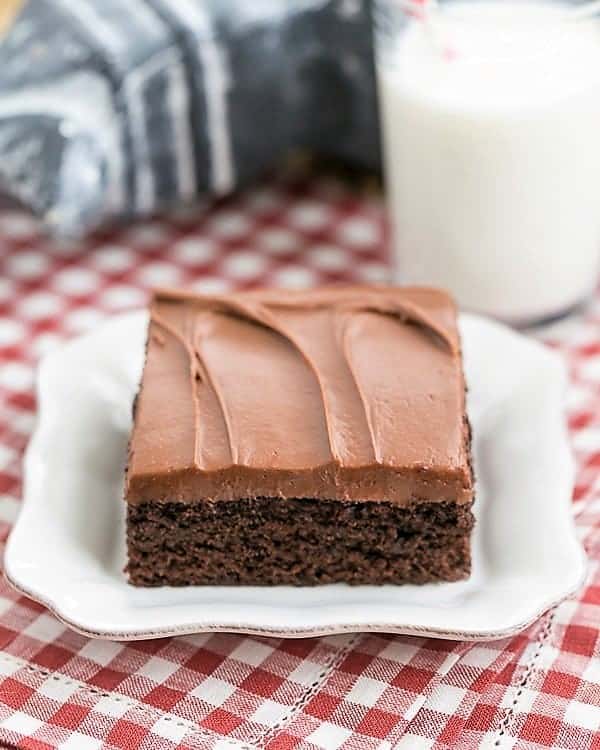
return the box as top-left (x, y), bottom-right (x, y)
top-left (375, 0), bottom-right (600, 66)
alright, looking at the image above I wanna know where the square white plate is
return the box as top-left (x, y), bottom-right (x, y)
top-left (5, 311), bottom-right (586, 641)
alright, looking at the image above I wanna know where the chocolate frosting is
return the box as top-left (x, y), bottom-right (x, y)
top-left (127, 286), bottom-right (473, 506)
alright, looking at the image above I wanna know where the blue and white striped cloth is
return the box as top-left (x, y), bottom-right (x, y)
top-left (0, 0), bottom-right (380, 235)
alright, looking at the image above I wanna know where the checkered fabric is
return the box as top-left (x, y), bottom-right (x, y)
top-left (0, 172), bottom-right (599, 750)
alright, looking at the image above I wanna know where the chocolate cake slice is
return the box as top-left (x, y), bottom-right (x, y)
top-left (125, 286), bottom-right (474, 586)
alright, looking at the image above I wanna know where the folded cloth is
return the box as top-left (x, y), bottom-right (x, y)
top-left (0, 0), bottom-right (380, 236)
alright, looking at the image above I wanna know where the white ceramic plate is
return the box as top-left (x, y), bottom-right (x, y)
top-left (5, 312), bottom-right (586, 641)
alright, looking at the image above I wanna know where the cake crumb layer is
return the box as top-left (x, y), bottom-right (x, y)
top-left (126, 498), bottom-right (474, 586)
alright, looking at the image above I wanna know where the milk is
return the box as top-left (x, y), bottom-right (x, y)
top-left (377, 0), bottom-right (600, 322)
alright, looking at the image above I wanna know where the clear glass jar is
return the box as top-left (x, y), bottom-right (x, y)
top-left (375, 0), bottom-right (600, 325)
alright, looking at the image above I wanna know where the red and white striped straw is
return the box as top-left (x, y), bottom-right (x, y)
top-left (398, 0), bottom-right (435, 21)
top-left (398, 0), bottom-right (455, 60)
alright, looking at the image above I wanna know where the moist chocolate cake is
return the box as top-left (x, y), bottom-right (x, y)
top-left (125, 286), bottom-right (474, 586)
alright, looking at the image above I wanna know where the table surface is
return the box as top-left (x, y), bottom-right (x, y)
top-left (0, 173), bottom-right (599, 750)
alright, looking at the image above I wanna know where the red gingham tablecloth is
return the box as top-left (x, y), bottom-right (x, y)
top-left (0, 173), bottom-right (599, 750)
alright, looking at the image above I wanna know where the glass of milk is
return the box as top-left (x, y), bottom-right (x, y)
top-left (375, 0), bottom-right (600, 324)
